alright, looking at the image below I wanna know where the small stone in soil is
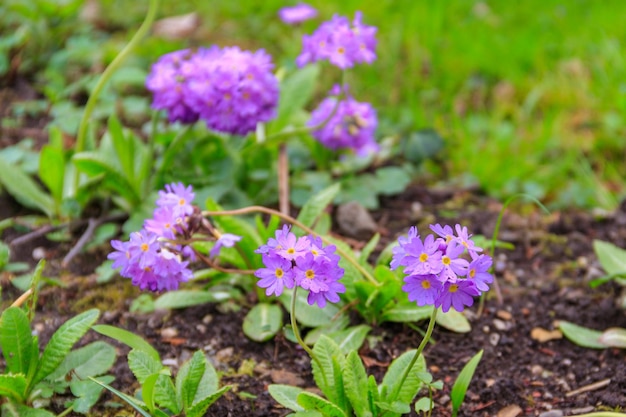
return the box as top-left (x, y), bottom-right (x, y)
top-left (497, 404), bottom-right (522, 417)
top-left (538, 410), bottom-right (563, 417)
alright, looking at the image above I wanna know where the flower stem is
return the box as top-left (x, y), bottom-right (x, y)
top-left (278, 142), bottom-right (290, 216)
top-left (202, 205), bottom-right (379, 286)
top-left (74, 0), bottom-right (159, 189)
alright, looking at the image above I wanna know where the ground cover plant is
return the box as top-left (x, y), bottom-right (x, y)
top-left (1, 1), bottom-right (626, 416)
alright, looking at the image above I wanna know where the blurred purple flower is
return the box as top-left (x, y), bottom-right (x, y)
top-left (279, 3), bottom-right (317, 25)
top-left (210, 233), bottom-right (242, 259)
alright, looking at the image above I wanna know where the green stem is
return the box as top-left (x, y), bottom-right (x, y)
top-left (74, 0), bottom-right (159, 189)
top-left (202, 205), bottom-right (379, 286)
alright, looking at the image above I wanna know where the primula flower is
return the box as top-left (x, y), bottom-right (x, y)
top-left (255, 253), bottom-right (295, 296)
top-left (297, 11), bottom-right (377, 69)
top-left (210, 233), bottom-right (242, 259)
top-left (392, 223), bottom-right (494, 312)
top-left (294, 253), bottom-right (330, 293)
top-left (279, 3), bottom-right (317, 25)
top-left (308, 89), bottom-right (379, 156)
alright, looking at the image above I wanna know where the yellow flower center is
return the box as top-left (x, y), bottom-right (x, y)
top-left (178, 198), bottom-right (186, 206)
top-left (337, 46), bottom-right (345, 55)
top-left (287, 248), bottom-right (296, 255)
top-left (469, 269), bottom-right (476, 278)
top-left (275, 268), bottom-right (284, 279)
top-left (442, 256), bottom-right (451, 266)
top-left (305, 270), bottom-right (315, 279)
top-left (449, 284), bottom-right (459, 293)
top-left (419, 253), bottom-right (429, 262)
top-left (311, 249), bottom-right (319, 256)
top-left (421, 280), bottom-right (431, 289)
top-left (140, 243), bottom-right (149, 252)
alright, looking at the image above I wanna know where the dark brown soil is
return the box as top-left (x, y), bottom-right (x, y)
top-left (2, 184), bottom-right (626, 417)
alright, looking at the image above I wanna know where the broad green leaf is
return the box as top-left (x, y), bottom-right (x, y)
top-left (142, 373), bottom-right (160, 413)
top-left (558, 321), bottom-right (607, 349)
top-left (304, 315), bottom-right (350, 346)
top-left (0, 307), bottom-right (33, 375)
top-left (154, 374), bottom-right (180, 414)
top-left (34, 309), bottom-right (100, 385)
top-left (311, 336), bottom-right (344, 405)
top-left (297, 391), bottom-right (347, 417)
top-left (375, 400), bottom-right (411, 414)
top-left (286, 411), bottom-right (323, 417)
top-left (92, 324), bottom-right (160, 362)
top-left (39, 144), bottom-right (65, 204)
top-left (69, 374), bottom-right (114, 413)
top-left (436, 308), bottom-right (471, 333)
top-left (45, 341), bottom-right (116, 381)
top-left (593, 240), bottom-right (626, 276)
top-left (380, 304), bottom-right (433, 323)
top-left (295, 183), bottom-right (341, 232)
top-left (381, 349), bottom-right (426, 405)
top-left (367, 375), bottom-right (380, 416)
top-left (0, 157), bottom-right (55, 217)
top-left (0, 374), bottom-right (27, 402)
top-left (599, 327), bottom-right (626, 348)
top-left (450, 350), bottom-right (483, 416)
top-left (243, 303), bottom-right (283, 342)
top-left (280, 289), bottom-right (341, 328)
top-left (107, 115), bottom-right (135, 183)
top-left (414, 397), bottom-right (434, 413)
top-left (176, 351), bottom-right (206, 410)
top-left (186, 385), bottom-right (231, 417)
top-left (128, 349), bottom-right (166, 384)
top-left (154, 290), bottom-right (231, 310)
top-left (329, 325), bottom-right (371, 354)
top-left (359, 234), bottom-right (380, 265)
top-left (343, 351), bottom-right (371, 417)
top-left (372, 167), bottom-right (411, 196)
top-left (88, 376), bottom-right (152, 417)
top-left (191, 355), bottom-right (219, 401)
top-left (271, 64), bottom-right (320, 132)
top-left (0, 402), bottom-right (55, 417)
top-left (268, 384), bottom-right (305, 412)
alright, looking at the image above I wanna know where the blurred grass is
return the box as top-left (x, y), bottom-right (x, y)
top-left (101, 0), bottom-right (626, 208)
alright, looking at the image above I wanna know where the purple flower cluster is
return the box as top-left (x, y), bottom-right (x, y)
top-left (146, 46), bottom-right (280, 135)
top-left (279, 3), bottom-right (317, 25)
top-left (297, 11), bottom-right (377, 69)
top-left (308, 86), bottom-right (379, 156)
top-left (391, 224), bottom-right (494, 313)
top-left (108, 183), bottom-right (197, 291)
top-left (255, 225), bottom-right (345, 308)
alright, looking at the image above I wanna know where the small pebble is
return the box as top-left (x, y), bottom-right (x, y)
top-left (531, 365), bottom-right (544, 375)
top-left (438, 394), bottom-right (450, 405)
top-left (195, 324), bottom-right (207, 334)
top-left (483, 325), bottom-right (490, 334)
top-left (496, 310), bottom-right (513, 320)
top-left (162, 358), bottom-right (178, 367)
top-left (32, 247), bottom-right (46, 260)
top-left (202, 314), bottom-right (213, 324)
top-left (161, 327), bottom-right (178, 339)
top-left (538, 410), bottom-right (563, 417)
top-left (489, 333), bottom-right (500, 346)
top-left (493, 318), bottom-right (512, 331)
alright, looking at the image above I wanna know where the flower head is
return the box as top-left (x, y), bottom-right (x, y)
top-left (279, 3), bottom-right (317, 25)
top-left (255, 253), bottom-right (295, 296)
top-left (210, 233), bottom-right (242, 259)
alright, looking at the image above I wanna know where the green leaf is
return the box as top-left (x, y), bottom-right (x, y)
top-left (401, 129), bottom-right (444, 164)
top-left (311, 336), bottom-right (345, 405)
top-left (414, 397), bottom-right (434, 413)
top-left (142, 373), bottom-right (160, 413)
top-left (243, 303), bottom-right (283, 342)
top-left (450, 350), bottom-right (483, 416)
top-left (128, 349), bottom-right (166, 385)
top-left (599, 327), bottom-right (626, 348)
top-left (359, 234), bottom-right (380, 265)
top-left (0, 307), bottom-right (33, 375)
top-left (39, 143), bottom-right (65, 204)
top-left (436, 308), bottom-right (471, 333)
top-left (92, 324), bottom-right (160, 362)
top-left (0, 157), bottom-right (55, 217)
top-left (190, 356), bottom-right (219, 403)
top-left (0, 402), bottom-right (56, 417)
top-left (271, 65), bottom-right (320, 132)
top-left (297, 391), bottom-right (347, 417)
top-left (280, 291), bottom-right (341, 328)
top-left (367, 375), bottom-right (380, 416)
top-left (88, 376), bottom-right (152, 417)
top-left (154, 290), bottom-right (231, 310)
top-left (34, 309), bottom-right (100, 385)
top-left (176, 351), bottom-right (206, 410)
top-left (375, 400), bottom-right (411, 414)
top-left (593, 239), bottom-right (626, 276)
top-left (372, 167), bottom-right (411, 196)
top-left (342, 351), bottom-right (372, 417)
top-left (186, 385), bottom-right (231, 417)
top-left (329, 325), bottom-right (371, 354)
top-left (107, 115), bottom-right (135, 183)
top-left (304, 315), bottom-right (350, 346)
top-left (380, 304), bottom-right (433, 324)
top-left (268, 384), bottom-right (305, 412)
top-left (558, 321), bottom-right (607, 349)
top-left (154, 374), bottom-right (180, 414)
top-left (381, 349), bottom-right (426, 405)
top-left (69, 374), bottom-right (115, 413)
top-left (0, 374), bottom-right (27, 402)
top-left (45, 341), bottom-right (116, 381)
top-left (295, 183), bottom-right (341, 232)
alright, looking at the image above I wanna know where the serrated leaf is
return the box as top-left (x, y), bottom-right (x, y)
top-left (558, 321), bottom-right (607, 349)
top-left (242, 303), bottom-right (283, 342)
top-left (92, 324), bottom-right (160, 362)
top-left (46, 341), bottom-right (116, 381)
top-left (375, 400), bottom-right (411, 414)
top-left (297, 391), bottom-right (347, 417)
top-left (343, 351), bottom-right (371, 417)
top-left (381, 349), bottom-right (426, 405)
top-left (176, 351), bottom-right (206, 410)
top-left (0, 307), bottom-right (33, 376)
top-left (268, 384), bottom-right (305, 412)
top-left (593, 240), bottom-right (626, 276)
top-left (69, 374), bottom-right (114, 413)
top-left (186, 385), bottom-right (231, 417)
top-left (435, 308), bottom-right (471, 333)
top-left (154, 374), bottom-right (179, 414)
top-left (0, 157), bottom-right (55, 217)
top-left (0, 374), bottom-right (27, 402)
top-left (154, 290), bottom-right (231, 310)
top-left (295, 183), bottom-right (341, 232)
top-left (329, 325), bottom-right (371, 354)
top-left (34, 309), bottom-right (100, 385)
top-left (311, 336), bottom-right (344, 405)
top-left (192, 354), bottom-right (219, 401)
top-left (367, 375), bottom-right (380, 416)
top-left (599, 327), bottom-right (626, 348)
top-left (128, 349), bottom-right (166, 384)
top-left (450, 350), bottom-right (483, 415)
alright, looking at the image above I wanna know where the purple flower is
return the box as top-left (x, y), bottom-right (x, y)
top-left (144, 207), bottom-right (178, 239)
top-left (279, 3), bottom-right (317, 25)
top-left (391, 226), bottom-right (419, 270)
top-left (402, 274), bottom-right (442, 307)
top-left (467, 254), bottom-right (494, 292)
top-left (156, 182), bottom-right (195, 220)
top-left (454, 224), bottom-right (483, 257)
top-left (255, 253), bottom-right (295, 296)
top-left (307, 277), bottom-right (346, 308)
top-left (296, 11), bottom-right (377, 69)
top-left (436, 240), bottom-right (469, 282)
top-left (294, 253), bottom-right (330, 293)
top-left (270, 225), bottom-right (310, 260)
top-left (401, 234), bottom-right (443, 276)
top-left (210, 233), bottom-right (242, 259)
top-left (436, 280), bottom-right (480, 313)
top-left (308, 91), bottom-right (379, 156)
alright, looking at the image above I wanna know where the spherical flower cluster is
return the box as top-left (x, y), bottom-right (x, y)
top-left (296, 11), bottom-right (377, 69)
top-left (146, 46), bottom-right (280, 135)
top-left (255, 225), bottom-right (345, 308)
top-left (391, 224), bottom-right (494, 313)
top-left (279, 3), bottom-right (317, 25)
top-left (308, 87), bottom-right (379, 156)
